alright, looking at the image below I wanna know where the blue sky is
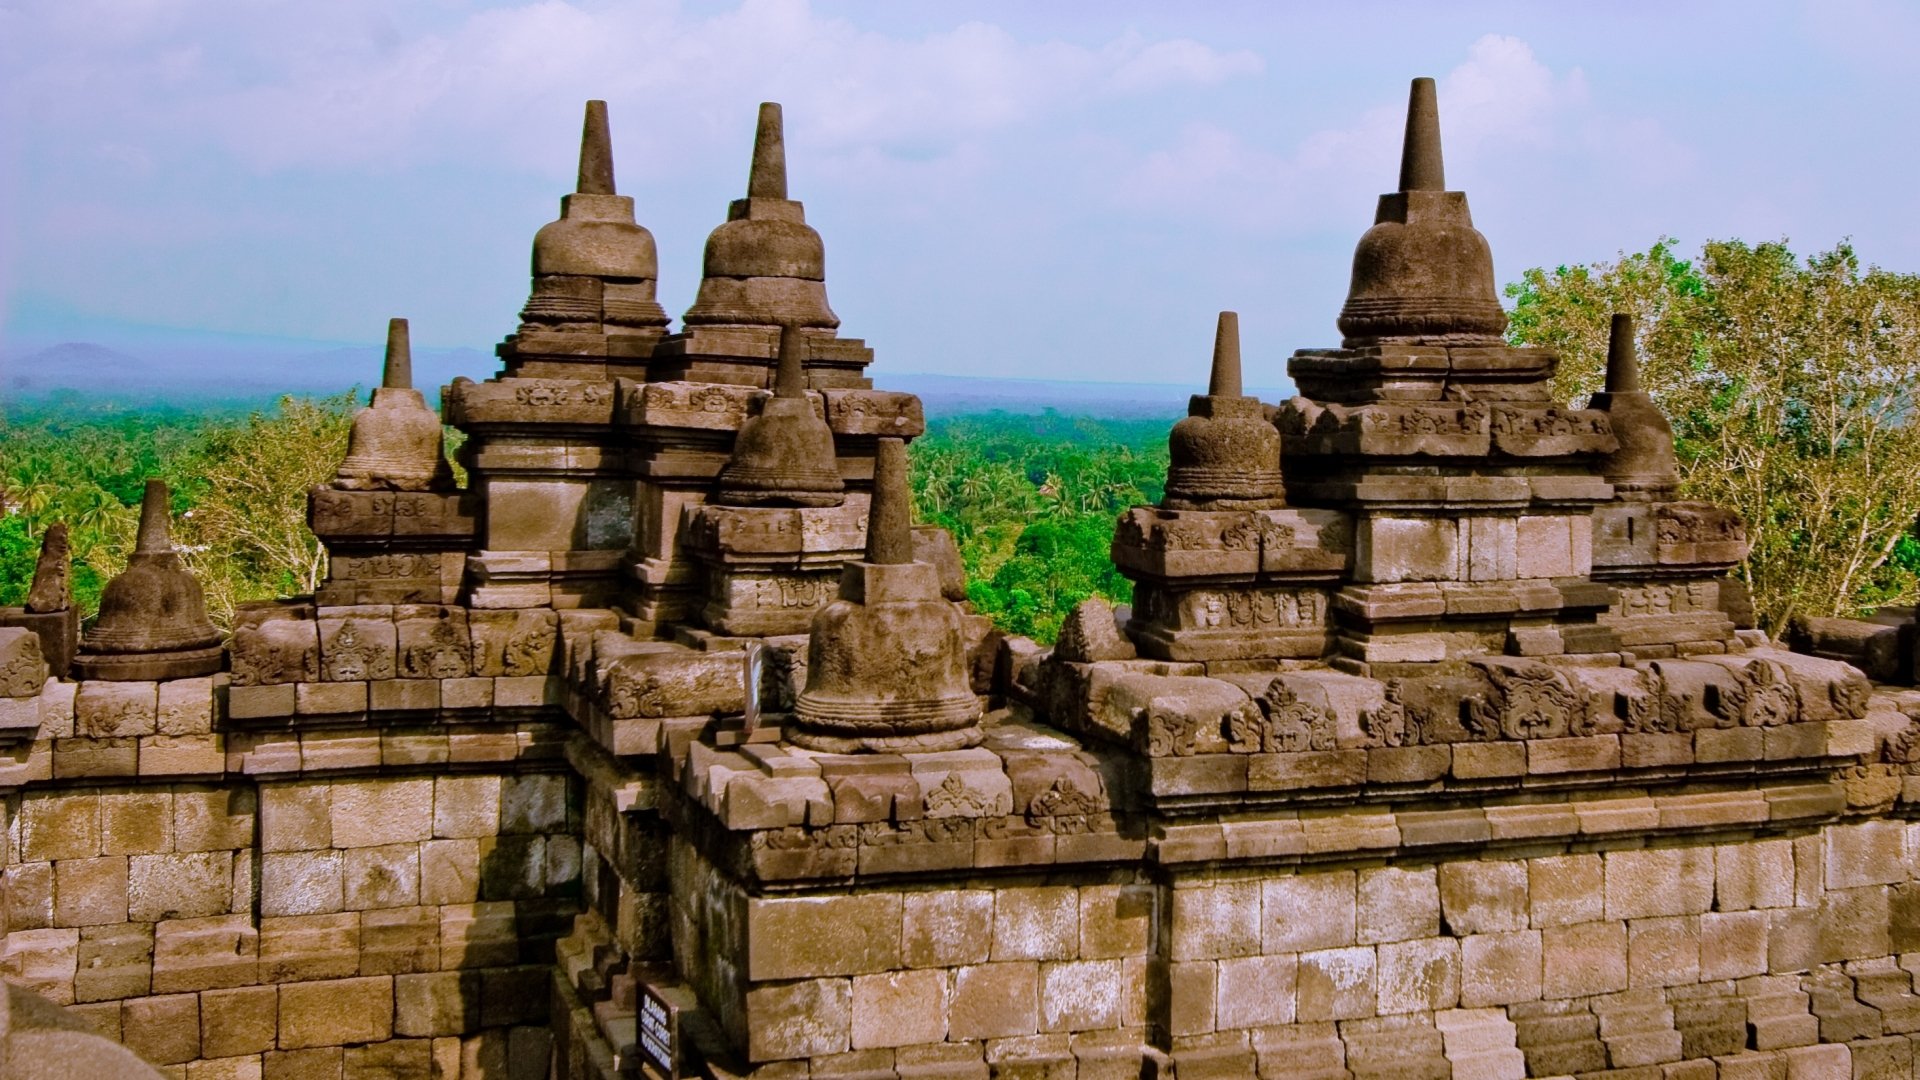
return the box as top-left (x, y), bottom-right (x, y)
top-left (3, 0), bottom-right (1918, 386)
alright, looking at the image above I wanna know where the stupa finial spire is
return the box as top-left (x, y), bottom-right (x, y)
top-left (774, 323), bottom-right (806, 398)
top-left (748, 102), bottom-right (788, 200)
top-left (577, 99), bottom-right (615, 196)
top-left (382, 318), bottom-right (412, 390)
top-left (1606, 313), bottom-right (1642, 394)
top-left (1209, 311), bottom-right (1242, 397)
top-left (1398, 77), bottom-right (1445, 193)
top-left (134, 480), bottom-right (173, 555)
top-left (865, 437), bottom-right (912, 565)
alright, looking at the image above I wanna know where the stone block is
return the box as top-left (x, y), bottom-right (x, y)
top-left (261, 783), bottom-right (330, 851)
top-left (330, 777), bottom-right (434, 847)
top-left (263, 1047), bottom-right (344, 1079)
top-left (74, 922), bottom-right (153, 1002)
top-left (747, 894), bottom-right (902, 980)
top-left (156, 677), bottom-right (215, 735)
top-left (1606, 846), bottom-right (1715, 920)
top-left (295, 680), bottom-right (367, 716)
top-left (279, 976), bottom-right (394, 1049)
top-left (75, 680), bottom-right (158, 737)
top-left (1296, 946), bottom-right (1375, 1022)
top-left (394, 970), bottom-right (481, 1037)
top-left (1038, 958), bottom-right (1123, 1032)
top-left (1460, 930), bottom-right (1542, 1007)
top-left (1357, 516), bottom-right (1460, 583)
top-left (344, 842), bottom-right (421, 909)
top-left (1701, 909), bottom-right (1769, 980)
top-left (745, 977), bottom-right (851, 1062)
top-left (395, 607), bottom-right (471, 680)
top-left (1263, 871), bottom-right (1356, 953)
top-left (1358, 866), bottom-right (1440, 944)
top-left (1377, 937), bottom-right (1460, 1015)
top-left (19, 792), bottom-right (101, 860)
top-left (259, 912), bottom-right (361, 983)
top-left (121, 991), bottom-right (201, 1065)
top-left (360, 906), bottom-right (440, 976)
top-left (850, 968), bottom-right (948, 1049)
top-left (318, 614), bottom-right (397, 681)
top-left (1827, 821), bottom-right (1907, 889)
top-left (950, 962), bottom-right (1039, 1040)
top-left (1627, 915), bottom-right (1699, 988)
top-left (4, 861), bottom-right (54, 930)
top-left (1542, 920), bottom-right (1626, 999)
top-left (202, 985), bottom-right (279, 1058)
top-left (420, 838), bottom-right (481, 906)
top-left (128, 850), bottom-right (234, 921)
top-left (152, 914), bottom-right (258, 993)
top-left (899, 889), bottom-right (994, 969)
top-left (499, 773), bottom-right (569, 833)
top-left (54, 855), bottom-right (128, 926)
top-left (1440, 860), bottom-right (1529, 934)
top-left (227, 682), bottom-right (297, 720)
top-left (1215, 953), bottom-right (1296, 1029)
top-left (1528, 853), bottom-right (1604, 927)
top-left (260, 850), bottom-right (344, 917)
top-left (1078, 884), bottom-right (1154, 959)
top-left (1170, 880), bottom-right (1261, 960)
top-left (229, 616), bottom-right (319, 685)
top-left (993, 886), bottom-right (1079, 962)
top-left (99, 789), bottom-right (173, 855)
top-left (1717, 839), bottom-right (1796, 911)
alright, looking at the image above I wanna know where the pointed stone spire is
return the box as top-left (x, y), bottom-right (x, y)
top-left (866, 437), bottom-right (912, 565)
top-left (772, 321), bottom-right (806, 399)
top-left (1164, 311), bottom-right (1284, 511)
top-left (1605, 312), bottom-right (1642, 393)
top-left (381, 318), bottom-right (412, 390)
top-left (1337, 76), bottom-right (1505, 347)
top-left (1590, 312), bottom-right (1679, 495)
top-left (577, 99), bottom-right (615, 196)
top-left (334, 319), bottom-right (452, 492)
top-left (1398, 77), bottom-right (1445, 193)
top-left (1208, 311), bottom-right (1242, 397)
top-left (519, 99), bottom-right (667, 335)
top-left (713, 324), bottom-right (845, 507)
top-left (24, 523), bottom-right (71, 614)
top-left (684, 102), bottom-right (838, 330)
top-left (75, 478), bottom-right (223, 681)
top-left (134, 479), bottom-right (172, 555)
top-left (748, 102), bottom-right (787, 200)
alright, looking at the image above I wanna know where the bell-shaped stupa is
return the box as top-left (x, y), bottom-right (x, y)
top-left (682, 103), bottom-right (838, 331)
top-left (333, 319), bottom-right (454, 492)
top-left (74, 480), bottom-right (223, 681)
top-left (519, 100), bottom-right (669, 335)
top-left (713, 324), bottom-right (845, 507)
top-left (1590, 313), bottom-right (1680, 497)
top-left (790, 438), bottom-right (981, 752)
top-left (1164, 311), bottom-right (1285, 510)
top-left (1336, 77), bottom-right (1507, 347)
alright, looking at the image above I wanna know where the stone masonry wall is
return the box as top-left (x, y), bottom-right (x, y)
top-left (1, 673), bottom-right (581, 1079)
top-left (655, 790), bottom-right (1920, 1079)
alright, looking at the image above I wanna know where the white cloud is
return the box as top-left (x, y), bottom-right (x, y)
top-left (0, 0), bottom-right (1262, 177)
top-left (1107, 33), bottom-right (1675, 232)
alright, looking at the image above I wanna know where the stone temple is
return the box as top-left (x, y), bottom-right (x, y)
top-left (6, 80), bottom-right (1920, 1079)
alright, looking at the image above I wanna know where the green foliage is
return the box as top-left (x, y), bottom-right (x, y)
top-left (912, 411), bottom-right (1169, 642)
top-left (0, 394), bottom-right (359, 626)
top-left (1507, 238), bottom-right (1920, 630)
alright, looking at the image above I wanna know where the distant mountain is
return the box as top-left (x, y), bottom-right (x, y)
top-left (0, 339), bottom-right (497, 406)
top-left (0, 333), bottom-right (1293, 417)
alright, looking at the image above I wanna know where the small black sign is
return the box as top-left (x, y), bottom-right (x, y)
top-left (637, 981), bottom-right (679, 1080)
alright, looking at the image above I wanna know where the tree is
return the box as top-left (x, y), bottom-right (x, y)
top-left (1508, 239), bottom-right (1920, 631)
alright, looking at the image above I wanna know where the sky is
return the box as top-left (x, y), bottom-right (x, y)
top-left (3, 0), bottom-right (1919, 387)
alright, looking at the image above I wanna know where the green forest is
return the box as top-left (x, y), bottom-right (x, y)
top-left (7, 238), bottom-right (1920, 643)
